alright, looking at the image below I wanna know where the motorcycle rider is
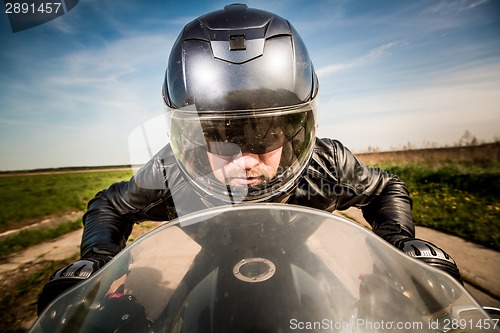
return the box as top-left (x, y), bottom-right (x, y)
top-left (38, 4), bottom-right (462, 314)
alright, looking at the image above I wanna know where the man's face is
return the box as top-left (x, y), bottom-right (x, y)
top-left (207, 146), bottom-right (283, 186)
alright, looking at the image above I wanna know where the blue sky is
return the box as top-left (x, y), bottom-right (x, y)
top-left (1, 0), bottom-right (499, 171)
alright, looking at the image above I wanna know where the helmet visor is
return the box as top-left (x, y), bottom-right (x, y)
top-left (167, 101), bottom-right (316, 202)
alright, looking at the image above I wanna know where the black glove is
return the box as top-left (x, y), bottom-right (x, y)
top-left (37, 243), bottom-right (122, 315)
top-left (37, 254), bottom-right (111, 316)
top-left (394, 238), bottom-right (463, 284)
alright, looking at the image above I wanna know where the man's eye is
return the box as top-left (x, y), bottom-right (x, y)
top-left (209, 142), bottom-right (241, 156)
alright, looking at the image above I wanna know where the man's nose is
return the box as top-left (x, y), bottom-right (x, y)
top-left (233, 153), bottom-right (260, 169)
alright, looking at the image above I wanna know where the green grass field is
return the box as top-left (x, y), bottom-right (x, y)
top-left (357, 143), bottom-right (500, 251)
top-left (0, 169), bottom-right (133, 233)
top-left (0, 169), bottom-right (134, 260)
top-left (380, 163), bottom-right (500, 251)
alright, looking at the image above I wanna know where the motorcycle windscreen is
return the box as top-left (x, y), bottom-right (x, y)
top-left (30, 204), bottom-right (497, 333)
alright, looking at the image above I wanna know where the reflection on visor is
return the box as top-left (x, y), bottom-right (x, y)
top-left (201, 112), bottom-right (302, 156)
top-left (207, 135), bottom-right (285, 156)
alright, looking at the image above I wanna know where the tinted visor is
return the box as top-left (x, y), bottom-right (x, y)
top-left (168, 101), bottom-right (316, 202)
top-left (203, 114), bottom-right (288, 156)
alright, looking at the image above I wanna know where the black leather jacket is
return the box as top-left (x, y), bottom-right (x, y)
top-left (81, 138), bottom-right (414, 258)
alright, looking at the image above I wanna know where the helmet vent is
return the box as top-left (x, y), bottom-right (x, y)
top-left (230, 34), bottom-right (246, 51)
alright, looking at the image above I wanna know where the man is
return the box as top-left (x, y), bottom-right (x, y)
top-left (38, 4), bottom-right (461, 314)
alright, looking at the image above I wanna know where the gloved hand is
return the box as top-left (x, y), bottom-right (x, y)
top-left (37, 254), bottom-right (112, 316)
top-left (394, 238), bottom-right (463, 284)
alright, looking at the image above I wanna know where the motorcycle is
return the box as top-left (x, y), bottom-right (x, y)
top-left (30, 203), bottom-right (499, 332)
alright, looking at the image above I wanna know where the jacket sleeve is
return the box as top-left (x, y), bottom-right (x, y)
top-left (80, 149), bottom-right (178, 258)
top-left (330, 139), bottom-right (415, 241)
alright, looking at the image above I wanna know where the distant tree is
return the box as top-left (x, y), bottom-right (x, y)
top-left (366, 145), bottom-right (380, 153)
top-left (457, 130), bottom-right (478, 146)
top-left (423, 140), bottom-right (439, 149)
top-left (402, 141), bottom-right (417, 151)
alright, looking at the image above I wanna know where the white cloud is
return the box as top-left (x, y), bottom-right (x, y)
top-left (316, 42), bottom-right (401, 77)
top-left (423, 0), bottom-right (490, 15)
top-left (37, 33), bottom-right (174, 123)
top-left (317, 62), bottom-right (500, 152)
top-left (0, 32), bottom-right (175, 170)
top-left (45, 34), bottom-right (170, 86)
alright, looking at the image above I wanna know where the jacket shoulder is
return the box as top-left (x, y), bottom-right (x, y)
top-left (311, 138), bottom-right (350, 167)
top-left (133, 145), bottom-right (178, 190)
top-left (314, 137), bottom-right (349, 153)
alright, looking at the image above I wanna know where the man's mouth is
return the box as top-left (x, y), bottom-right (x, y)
top-left (229, 176), bottom-right (263, 186)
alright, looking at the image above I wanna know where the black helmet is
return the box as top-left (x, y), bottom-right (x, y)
top-left (163, 4), bottom-right (319, 203)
